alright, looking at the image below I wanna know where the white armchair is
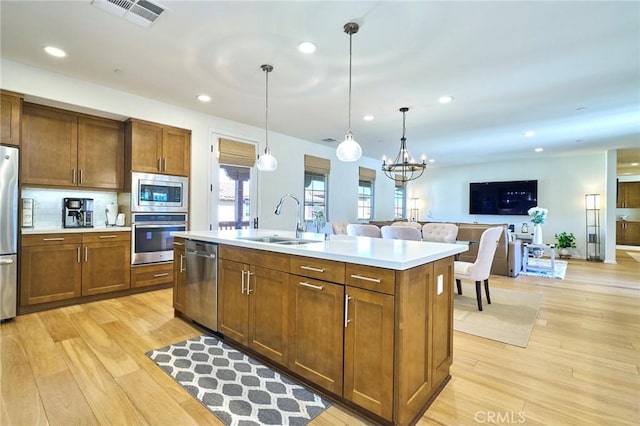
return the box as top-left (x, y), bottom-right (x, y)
top-left (331, 221), bottom-right (349, 235)
top-left (346, 224), bottom-right (382, 238)
top-left (381, 225), bottom-right (422, 241)
top-left (454, 226), bottom-right (503, 311)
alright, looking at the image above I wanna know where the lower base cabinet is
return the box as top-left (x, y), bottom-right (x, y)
top-left (173, 238), bottom-right (186, 312)
top-left (131, 262), bottom-right (173, 289)
top-left (616, 221), bottom-right (640, 245)
top-left (21, 232), bottom-right (130, 307)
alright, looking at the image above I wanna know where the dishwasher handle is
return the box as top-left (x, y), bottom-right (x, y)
top-left (186, 251), bottom-right (216, 259)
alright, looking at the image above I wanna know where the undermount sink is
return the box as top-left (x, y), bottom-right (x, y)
top-left (238, 236), bottom-right (318, 245)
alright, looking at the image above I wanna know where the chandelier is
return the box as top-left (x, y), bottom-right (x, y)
top-left (382, 107), bottom-right (426, 185)
top-left (256, 64), bottom-right (278, 171)
top-left (336, 22), bottom-right (363, 162)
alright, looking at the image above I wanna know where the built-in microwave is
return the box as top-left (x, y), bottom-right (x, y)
top-left (131, 172), bottom-right (188, 212)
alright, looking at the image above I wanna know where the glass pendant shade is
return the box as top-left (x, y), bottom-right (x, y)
top-left (257, 64), bottom-right (277, 171)
top-left (336, 131), bottom-right (362, 162)
top-left (257, 147), bottom-right (278, 171)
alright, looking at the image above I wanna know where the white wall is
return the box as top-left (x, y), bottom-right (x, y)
top-left (408, 153), bottom-right (607, 259)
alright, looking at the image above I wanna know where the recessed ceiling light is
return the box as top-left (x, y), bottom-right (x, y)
top-left (363, 115), bottom-right (374, 121)
top-left (197, 94), bottom-right (211, 102)
top-left (297, 41), bottom-right (316, 54)
top-left (524, 130), bottom-right (536, 138)
top-left (438, 95), bottom-right (454, 104)
top-left (43, 46), bottom-right (66, 57)
top-left (534, 147), bottom-right (543, 152)
top-left (631, 162), bottom-right (639, 166)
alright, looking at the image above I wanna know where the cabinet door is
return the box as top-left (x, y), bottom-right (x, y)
top-left (344, 286), bottom-right (394, 420)
top-left (173, 241), bottom-right (186, 313)
top-left (22, 104), bottom-right (78, 186)
top-left (622, 182), bottom-right (640, 208)
top-left (127, 120), bottom-right (162, 173)
top-left (82, 240), bottom-right (131, 296)
top-left (1, 91), bottom-right (22, 146)
top-left (616, 222), bottom-right (625, 244)
top-left (20, 243), bottom-right (82, 305)
top-left (218, 259), bottom-right (249, 344)
top-left (78, 116), bottom-right (124, 189)
top-left (287, 275), bottom-right (344, 395)
top-left (161, 127), bottom-right (190, 176)
top-left (248, 266), bottom-right (289, 365)
top-left (623, 222), bottom-right (640, 245)
top-left (431, 257), bottom-right (454, 387)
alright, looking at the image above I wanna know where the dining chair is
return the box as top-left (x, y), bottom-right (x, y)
top-left (454, 226), bottom-right (503, 311)
top-left (331, 221), bottom-right (349, 235)
top-left (422, 223), bottom-right (458, 243)
top-left (391, 221), bottom-right (423, 230)
top-left (381, 225), bottom-right (422, 241)
top-left (346, 224), bottom-right (382, 238)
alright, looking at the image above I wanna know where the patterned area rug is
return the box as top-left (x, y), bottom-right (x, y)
top-left (520, 258), bottom-right (568, 279)
top-left (147, 335), bottom-right (331, 426)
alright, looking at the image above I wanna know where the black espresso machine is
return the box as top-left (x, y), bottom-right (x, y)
top-left (63, 198), bottom-right (94, 228)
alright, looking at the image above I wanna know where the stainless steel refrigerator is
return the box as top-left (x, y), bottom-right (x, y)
top-left (0, 145), bottom-right (18, 321)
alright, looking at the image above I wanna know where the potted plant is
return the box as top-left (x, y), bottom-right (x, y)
top-left (555, 232), bottom-right (576, 258)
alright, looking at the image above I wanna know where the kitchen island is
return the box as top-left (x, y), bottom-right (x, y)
top-left (172, 229), bottom-right (467, 426)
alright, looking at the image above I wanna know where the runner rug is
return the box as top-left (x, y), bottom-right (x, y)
top-left (147, 335), bottom-right (331, 426)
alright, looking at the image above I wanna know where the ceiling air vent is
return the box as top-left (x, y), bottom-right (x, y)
top-left (91, 0), bottom-right (167, 28)
top-left (322, 138), bottom-right (337, 143)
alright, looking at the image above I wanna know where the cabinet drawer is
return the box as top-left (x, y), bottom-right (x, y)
top-left (219, 245), bottom-right (289, 272)
top-left (131, 262), bottom-right (173, 288)
top-left (290, 256), bottom-right (345, 284)
top-left (22, 233), bottom-right (82, 247)
top-left (82, 231), bottom-right (130, 243)
top-left (346, 264), bottom-right (396, 295)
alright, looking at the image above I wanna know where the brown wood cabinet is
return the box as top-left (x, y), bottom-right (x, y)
top-left (131, 262), bottom-right (173, 289)
top-left (1, 90), bottom-right (23, 146)
top-left (287, 275), bottom-right (344, 395)
top-left (125, 119), bottom-right (191, 176)
top-left (617, 221), bottom-right (640, 246)
top-left (173, 238), bottom-right (186, 312)
top-left (20, 231), bottom-right (131, 306)
top-left (617, 181), bottom-right (640, 208)
top-left (218, 246), bottom-right (290, 365)
top-left (21, 103), bottom-right (124, 189)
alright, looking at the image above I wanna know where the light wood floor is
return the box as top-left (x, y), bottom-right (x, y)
top-left (2, 251), bottom-right (638, 425)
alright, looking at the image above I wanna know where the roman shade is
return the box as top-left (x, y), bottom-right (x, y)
top-left (304, 155), bottom-right (330, 175)
top-left (359, 166), bottom-right (376, 182)
top-left (218, 138), bottom-right (256, 167)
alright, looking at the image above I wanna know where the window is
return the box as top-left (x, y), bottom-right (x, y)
top-left (304, 155), bottom-right (330, 222)
top-left (358, 167), bottom-right (376, 220)
top-left (395, 185), bottom-right (406, 219)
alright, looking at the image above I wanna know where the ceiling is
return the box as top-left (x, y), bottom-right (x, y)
top-left (1, 1), bottom-right (639, 171)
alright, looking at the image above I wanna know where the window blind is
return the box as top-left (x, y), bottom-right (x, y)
top-left (218, 138), bottom-right (256, 167)
top-left (359, 166), bottom-right (376, 182)
top-left (304, 154), bottom-right (330, 175)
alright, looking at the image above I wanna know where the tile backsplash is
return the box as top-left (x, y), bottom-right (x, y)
top-left (21, 188), bottom-right (119, 228)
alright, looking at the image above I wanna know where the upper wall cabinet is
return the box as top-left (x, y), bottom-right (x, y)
top-left (1, 91), bottom-right (23, 146)
top-left (617, 181), bottom-right (640, 208)
top-left (125, 119), bottom-right (191, 177)
top-left (21, 103), bottom-right (125, 190)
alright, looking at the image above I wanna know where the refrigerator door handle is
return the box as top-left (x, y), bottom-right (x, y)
top-left (0, 258), bottom-right (15, 265)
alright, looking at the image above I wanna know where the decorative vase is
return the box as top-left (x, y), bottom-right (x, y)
top-left (533, 224), bottom-right (543, 245)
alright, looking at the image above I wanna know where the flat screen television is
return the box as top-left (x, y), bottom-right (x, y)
top-left (469, 180), bottom-right (538, 215)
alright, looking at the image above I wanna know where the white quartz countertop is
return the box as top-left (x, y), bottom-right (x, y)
top-left (22, 226), bottom-right (131, 234)
top-left (172, 229), bottom-right (468, 270)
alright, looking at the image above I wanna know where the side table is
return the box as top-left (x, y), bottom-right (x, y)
top-left (522, 243), bottom-right (556, 275)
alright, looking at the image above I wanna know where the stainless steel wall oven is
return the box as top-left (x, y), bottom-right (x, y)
top-left (131, 213), bottom-right (187, 265)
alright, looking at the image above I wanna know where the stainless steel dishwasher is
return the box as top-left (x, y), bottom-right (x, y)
top-left (185, 240), bottom-right (218, 331)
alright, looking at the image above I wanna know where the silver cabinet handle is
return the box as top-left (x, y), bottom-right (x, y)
top-left (180, 254), bottom-right (186, 273)
top-left (241, 270), bottom-right (245, 294)
top-left (154, 273), bottom-right (169, 278)
top-left (344, 294), bottom-right (352, 328)
top-left (77, 247), bottom-right (80, 263)
top-left (350, 274), bottom-right (381, 283)
top-left (300, 265), bottom-right (325, 273)
top-left (43, 237), bottom-right (65, 241)
top-left (79, 169), bottom-right (83, 184)
top-left (163, 158), bottom-right (167, 171)
top-left (72, 169), bottom-right (76, 184)
top-left (99, 235), bottom-right (117, 239)
top-left (246, 271), bottom-right (254, 294)
top-left (174, 241), bottom-right (184, 246)
top-left (298, 281), bottom-right (324, 291)
top-left (157, 158), bottom-right (162, 171)
top-left (84, 246), bottom-right (88, 262)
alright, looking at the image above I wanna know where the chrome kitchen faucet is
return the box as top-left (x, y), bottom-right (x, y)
top-left (275, 194), bottom-right (306, 238)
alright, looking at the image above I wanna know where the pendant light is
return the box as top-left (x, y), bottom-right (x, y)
top-left (257, 64), bottom-right (278, 171)
top-left (336, 22), bottom-right (363, 162)
top-left (382, 107), bottom-right (426, 185)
